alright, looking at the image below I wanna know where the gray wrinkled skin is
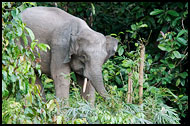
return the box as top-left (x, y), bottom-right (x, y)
top-left (20, 7), bottom-right (118, 105)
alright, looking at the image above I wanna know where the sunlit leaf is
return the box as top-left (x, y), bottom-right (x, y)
top-left (45, 78), bottom-right (53, 83)
top-left (37, 43), bottom-right (50, 52)
top-left (57, 116), bottom-right (63, 124)
top-left (173, 51), bottom-right (181, 59)
top-left (118, 46), bottom-right (124, 56)
top-left (150, 9), bottom-right (164, 15)
top-left (158, 44), bottom-right (167, 51)
top-left (176, 78), bottom-right (180, 86)
top-left (25, 27), bottom-right (35, 41)
top-left (31, 42), bottom-right (37, 50)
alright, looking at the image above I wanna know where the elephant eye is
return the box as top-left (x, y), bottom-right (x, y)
top-left (78, 55), bottom-right (85, 63)
top-left (82, 53), bottom-right (89, 62)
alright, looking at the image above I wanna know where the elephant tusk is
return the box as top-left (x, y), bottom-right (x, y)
top-left (83, 78), bottom-right (88, 93)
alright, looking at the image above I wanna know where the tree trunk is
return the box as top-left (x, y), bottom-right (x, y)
top-left (139, 43), bottom-right (145, 105)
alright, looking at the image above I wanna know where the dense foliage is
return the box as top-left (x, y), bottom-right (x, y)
top-left (2, 2), bottom-right (188, 124)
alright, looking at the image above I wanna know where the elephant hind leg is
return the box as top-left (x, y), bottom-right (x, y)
top-left (36, 76), bottom-right (47, 102)
top-left (76, 74), bottom-right (95, 106)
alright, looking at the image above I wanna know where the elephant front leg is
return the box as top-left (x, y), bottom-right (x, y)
top-left (51, 63), bottom-right (71, 107)
top-left (76, 74), bottom-right (95, 106)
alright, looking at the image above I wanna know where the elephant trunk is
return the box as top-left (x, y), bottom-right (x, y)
top-left (85, 66), bottom-right (109, 99)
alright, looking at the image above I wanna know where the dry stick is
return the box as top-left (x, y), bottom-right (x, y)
top-left (139, 43), bottom-right (145, 105)
top-left (127, 73), bottom-right (132, 103)
top-left (130, 70), bottom-right (134, 103)
top-left (182, 18), bottom-right (185, 30)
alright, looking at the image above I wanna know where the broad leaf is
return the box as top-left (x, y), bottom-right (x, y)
top-left (179, 72), bottom-right (188, 79)
top-left (173, 51), bottom-right (181, 58)
top-left (31, 42), bottom-right (37, 50)
top-left (37, 43), bottom-right (50, 52)
top-left (118, 46), bottom-right (124, 56)
top-left (176, 78), bottom-right (180, 86)
top-left (177, 37), bottom-right (187, 45)
top-left (45, 78), bottom-right (54, 83)
top-left (177, 30), bottom-right (187, 38)
top-left (25, 27), bottom-right (35, 41)
top-left (167, 10), bottom-right (179, 17)
top-left (158, 43), bottom-right (167, 51)
top-left (150, 9), bottom-right (164, 15)
top-left (168, 63), bottom-right (175, 69)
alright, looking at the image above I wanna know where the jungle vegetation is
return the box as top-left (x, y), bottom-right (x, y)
top-left (2, 2), bottom-right (188, 124)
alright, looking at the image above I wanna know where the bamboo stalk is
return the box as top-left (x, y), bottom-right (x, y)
top-left (139, 43), bottom-right (145, 105)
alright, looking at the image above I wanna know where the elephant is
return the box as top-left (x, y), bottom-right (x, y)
top-left (20, 7), bottom-right (118, 106)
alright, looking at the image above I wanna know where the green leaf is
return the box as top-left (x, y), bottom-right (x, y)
top-left (177, 37), bottom-right (187, 45)
top-left (25, 27), bottom-right (35, 41)
top-left (47, 100), bottom-right (56, 111)
top-left (148, 59), bottom-right (152, 64)
top-left (131, 24), bottom-right (137, 31)
top-left (45, 78), bottom-right (53, 83)
top-left (37, 43), bottom-right (50, 52)
top-left (91, 3), bottom-right (95, 15)
top-left (11, 9), bottom-right (19, 18)
top-left (118, 46), bottom-right (124, 56)
top-left (167, 10), bottom-right (179, 17)
top-left (118, 32), bottom-right (124, 35)
top-left (150, 9), bottom-right (164, 15)
top-left (126, 30), bottom-right (133, 33)
top-left (179, 72), bottom-right (188, 79)
top-left (28, 2), bottom-right (36, 6)
top-left (158, 43), bottom-right (167, 51)
top-left (173, 51), bottom-right (181, 58)
top-left (19, 79), bottom-right (24, 90)
top-left (2, 80), bottom-right (7, 92)
top-left (176, 78), bottom-right (180, 86)
top-left (139, 24), bottom-right (148, 28)
top-left (171, 17), bottom-right (181, 27)
top-left (135, 43), bottom-right (138, 47)
top-left (115, 76), bottom-right (121, 85)
top-left (31, 42), bottom-right (37, 50)
top-left (178, 94), bottom-right (183, 98)
top-left (8, 65), bottom-right (14, 75)
top-left (16, 26), bottom-right (23, 36)
top-left (57, 116), bottom-right (63, 124)
top-left (21, 33), bottom-right (28, 46)
top-left (24, 107), bottom-right (34, 115)
top-left (177, 30), bottom-right (187, 38)
top-left (110, 33), bottom-right (117, 37)
top-left (2, 70), bottom-right (7, 80)
top-left (168, 63), bottom-right (175, 69)
top-left (11, 74), bottom-right (17, 82)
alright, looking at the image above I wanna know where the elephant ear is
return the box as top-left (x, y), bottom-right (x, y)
top-left (105, 35), bottom-right (118, 61)
top-left (63, 22), bottom-right (80, 63)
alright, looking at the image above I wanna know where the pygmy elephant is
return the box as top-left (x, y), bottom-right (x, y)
top-left (20, 7), bottom-right (118, 105)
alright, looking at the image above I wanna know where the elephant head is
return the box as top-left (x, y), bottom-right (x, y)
top-left (63, 23), bottom-right (118, 99)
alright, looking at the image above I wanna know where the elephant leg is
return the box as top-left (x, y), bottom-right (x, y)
top-left (51, 63), bottom-right (71, 107)
top-left (76, 74), bottom-right (96, 106)
top-left (35, 76), bottom-right (46, 102)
